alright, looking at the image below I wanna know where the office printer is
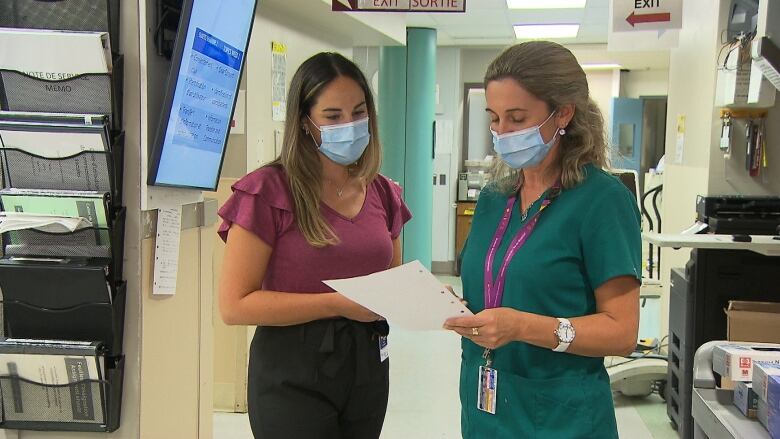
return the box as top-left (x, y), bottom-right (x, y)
top-left (696, 195), bottom-right (780, 235)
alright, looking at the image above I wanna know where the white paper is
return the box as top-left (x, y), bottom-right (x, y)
top-left (0, 29), bottom-right (111, 77)
top-left (0, 212), bottom-right (93, 234)
top-left (680, 221), bottom-right (709, 235)
top-left (324, 260), bottom-right (473, 331)
top-left (0, 126), bottom-right (107, 157)
top-left (153, 207), bottom-right (182, 295)
top-left (435, 119), bottom-right (453, 156)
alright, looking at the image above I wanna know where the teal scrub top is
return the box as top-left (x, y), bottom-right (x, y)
top-left (459, 164), bottom-right (641, 439)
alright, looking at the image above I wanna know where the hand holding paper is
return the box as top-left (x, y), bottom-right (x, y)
top-left (323, 260), bottom-right (473, 330)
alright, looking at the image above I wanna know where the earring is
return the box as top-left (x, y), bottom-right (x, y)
top-left (559, 128), bottom-right (566, 136)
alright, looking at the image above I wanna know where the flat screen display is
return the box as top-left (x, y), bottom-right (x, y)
top-left (148, 0), bottom-right (257, 190)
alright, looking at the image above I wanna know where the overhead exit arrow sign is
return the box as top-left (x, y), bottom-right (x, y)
top-left (626, 11), bottom-right (671, 27)
top-left (611, 0), bottom-right (682, 33)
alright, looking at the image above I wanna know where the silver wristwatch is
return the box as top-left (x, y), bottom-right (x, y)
top-left (553, 318), bottom-right (575, 352)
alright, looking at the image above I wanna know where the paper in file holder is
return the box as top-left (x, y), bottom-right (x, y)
top-left (0, 56), bottom-right (124, 131)
top-left (0, 258), bottom-right (126, 356)
top-left (0, 117), bottom-right (124, 204)
top-left (0, 0), bottom-right (121, 55)
top-left (0, 189), bottom-right (123, 281)
top-left (0, 339), bottom-right (123, 432)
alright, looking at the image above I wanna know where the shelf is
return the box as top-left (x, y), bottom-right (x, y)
top-left (642, 232), bottom-right (780, 256)
top-left (692, 388), bottom-right (770, 439)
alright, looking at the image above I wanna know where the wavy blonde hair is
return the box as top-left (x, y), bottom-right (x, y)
top-left (268, 52), bottom-right (381, 247)
top-left (484, 41), bottom-right (608, 193)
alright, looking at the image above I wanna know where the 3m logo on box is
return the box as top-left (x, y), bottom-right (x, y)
top-left (740, 357), bottom-right (752, 370)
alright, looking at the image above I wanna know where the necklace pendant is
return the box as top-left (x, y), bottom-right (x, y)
top-left (337, 189), bottom-right (343, 198)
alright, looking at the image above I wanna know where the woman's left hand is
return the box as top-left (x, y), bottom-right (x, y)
top-left (444, 308), bottom-right (524, 350)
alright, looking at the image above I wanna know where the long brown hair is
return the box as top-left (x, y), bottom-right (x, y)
top-left (269, 52), bottom-right (381, 247)
top-left (484, 41), bottom-right (608, 193)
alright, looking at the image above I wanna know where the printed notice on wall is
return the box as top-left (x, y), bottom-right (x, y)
top-left (271, 41), bottom-right (287, 121)
top-left (153, 207), bottom-right (182, 295)
top-left (675, 114), bottom-right (686, 164)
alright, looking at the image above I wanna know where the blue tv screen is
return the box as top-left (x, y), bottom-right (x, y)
top-left (148, 0), bottom-right (258, 190)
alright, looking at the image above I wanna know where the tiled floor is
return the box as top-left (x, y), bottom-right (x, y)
top-left (214, 275), bottom-right (679, 439)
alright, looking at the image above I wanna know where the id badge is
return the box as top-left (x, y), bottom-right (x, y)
top-left (378, 336), bottom-right (389, 362)
top-left (477, 366), bottom-right (498, 414)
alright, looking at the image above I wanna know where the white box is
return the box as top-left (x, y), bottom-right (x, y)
top-left (734, 381), bottom-right (759, 418)
top-left (754, 362), bottom-right (780, 402)
top-left (713, 344), bottom-right (780, 382)
top-left (759, 398), bottom-right (769, 429)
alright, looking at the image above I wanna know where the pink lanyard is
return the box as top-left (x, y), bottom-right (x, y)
top-left (483, 183), bottom-right (560, 309)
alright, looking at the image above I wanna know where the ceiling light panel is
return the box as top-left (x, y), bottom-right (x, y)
top-left (513, 24), bottom-right (580, 39)
top-left (507, 0), bottom-right (587, 9)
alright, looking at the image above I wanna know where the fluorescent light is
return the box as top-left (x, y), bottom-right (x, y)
top-left (513, 24), bottom-right (580, 39)
top-left (580, 63), bottom-right (623, 70)
top-left (507, 0), bottom-right (587, 9)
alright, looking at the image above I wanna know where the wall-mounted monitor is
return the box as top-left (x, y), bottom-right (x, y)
top-left (148, 0), bottom-right (257, 190)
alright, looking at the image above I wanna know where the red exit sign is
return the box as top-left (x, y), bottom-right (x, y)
top-left (333, 0), bottom-right (466, 13)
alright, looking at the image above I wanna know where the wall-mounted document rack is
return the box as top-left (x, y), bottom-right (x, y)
top-left (0, 114), bottom-right (124, 204)
top-left (0, 339), bottom-right (123, 432)
top-left (0, 57), bottom-right (124, 131)
top-left (0, 2), bottom-right (126, 433)
top-left (0, 0), bottom-right (121, 55)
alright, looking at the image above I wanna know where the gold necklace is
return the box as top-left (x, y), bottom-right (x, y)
top-left (328, 173), bottom-right (350, 198)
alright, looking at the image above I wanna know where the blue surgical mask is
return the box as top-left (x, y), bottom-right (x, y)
top-left (491, 112), bottom-right (559, 169)
top-left (308, 116), bottom-right (371, 165)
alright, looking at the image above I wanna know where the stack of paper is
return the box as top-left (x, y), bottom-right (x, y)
top-left (0, 28), bottom-right (112, 77)
top-left (0, 113), bottom-right (110, 158)
top-left (0, 189), bottom-right (110, 229)
top-left (0, 212), bottom-right (93, 234)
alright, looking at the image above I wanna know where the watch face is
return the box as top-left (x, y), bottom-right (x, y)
top-left (558, 323), bottom-right (575, 343)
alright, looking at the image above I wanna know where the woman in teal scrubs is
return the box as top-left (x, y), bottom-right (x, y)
top-left (444, 41), bottom-right (641, 439)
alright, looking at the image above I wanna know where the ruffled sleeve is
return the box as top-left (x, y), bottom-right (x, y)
top-left (374, 174), bottom-right (413, 239)
top-left (217, 166), bottom-right (294, 247)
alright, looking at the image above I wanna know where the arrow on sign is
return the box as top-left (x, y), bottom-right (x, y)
top-left (626, 11), bottom-right (672, 27)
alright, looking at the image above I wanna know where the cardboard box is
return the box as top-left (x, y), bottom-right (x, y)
top-left (759, 398), bottom-right (769, 430)
top-left (755, 362), bottom-right (780, 402)
top-left (726, 301), bottom-right (780, 344)
top-left (734, 381), bottom-right (759, 418)
top-left (770, 375), bottom-right (780, 439)
top-left (713, 344), bottom-right (780, 382)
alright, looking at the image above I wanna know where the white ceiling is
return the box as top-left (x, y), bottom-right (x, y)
top-left (405, 0), bottom-right (611, 46)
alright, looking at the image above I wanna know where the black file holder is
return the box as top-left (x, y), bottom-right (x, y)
top-left (0, 56), bottom-right (124, 131)
top-left (0, 0), bottom-right (120, 54)
top-left (0, 260), bottom-right (126, 356)
top-left (1, 207), bottom-right (126, 282)
top-left (0, 133), bottom-right (125, 205)
top-left (0, 355), bottom-right (124, 432)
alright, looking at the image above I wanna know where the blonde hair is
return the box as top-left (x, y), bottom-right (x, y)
top-left (269, 52), bottom-right (381, 247)
top-left (484, 41), bottom-right (608, 193)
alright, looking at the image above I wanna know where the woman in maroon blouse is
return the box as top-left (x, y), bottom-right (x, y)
top-left (217, 52), bottom-right (411, 439)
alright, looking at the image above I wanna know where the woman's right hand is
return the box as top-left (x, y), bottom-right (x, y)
top-left (330, 293), bottom-right (382, 322)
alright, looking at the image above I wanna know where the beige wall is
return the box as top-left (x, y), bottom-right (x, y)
top-left (245, 6), bottom-right (354, 170)
top-left (623, 69), bottom-right (670, 99)
top-left (139, 225), bottom-right (215, 439)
